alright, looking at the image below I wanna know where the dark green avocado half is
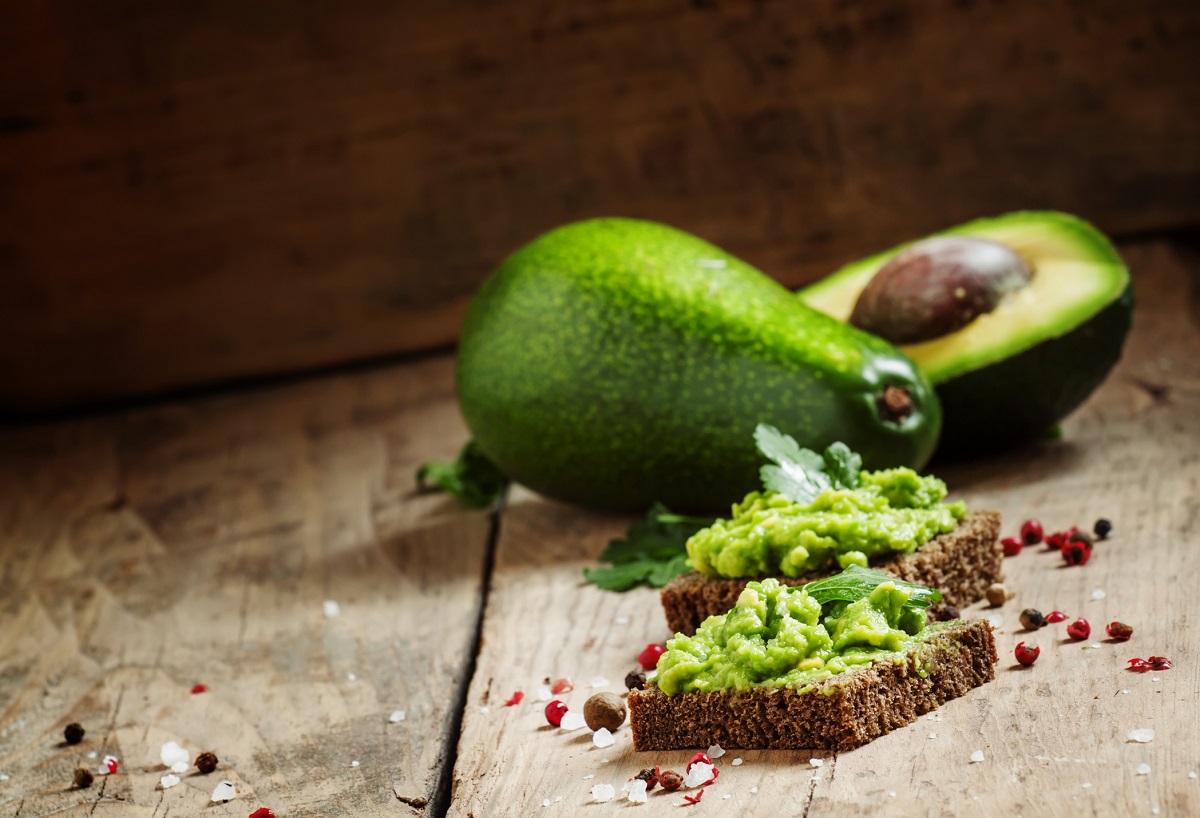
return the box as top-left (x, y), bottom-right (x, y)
top-left (799, 211), bottom-right (1133, 458)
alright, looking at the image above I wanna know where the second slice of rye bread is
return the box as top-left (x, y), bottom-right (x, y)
top-left (661, 510), bottom-right (1002, 635)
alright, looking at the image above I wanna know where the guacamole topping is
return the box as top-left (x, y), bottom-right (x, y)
top-left (686, 467), bottom-right (967, 579)
top-left (655, 576), bottom-right (937, 695)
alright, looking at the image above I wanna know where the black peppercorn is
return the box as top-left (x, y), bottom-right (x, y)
top-left (635, 768), bottom-right (658, 791)
top-left (935, 604), bottom-right (960, 622)
top-left (624, 669), bottom-right (647, 691)
top-left (63, 722), bottom-right (85, 745)
top-left (1093, 518), bottom-right (1112, 540)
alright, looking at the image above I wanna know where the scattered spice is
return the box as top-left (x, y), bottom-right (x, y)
top-left (1093, 519), bottom-right (1113, 540)
top-left (935, 604), bottom-right (960, 622)
top-left (1066, 618), bottom-right (1091, 641)
top-left (73, 768), bottom-right (94, 789)
top-left (658, 769), bottom-right (684, 791)
top-left (543, 699), bottom-right (568, 727)
top-left (1107, 621), bottom-right (1134, 641)
top-left (1020, 519), bottom-right (1044, 545)
top-left (550, 677), bottom-right (574, 694)
top-left (1147, 656), bottom-right (1172, 670)
top-left (63, 722), bottom-right (85, 745)
top-left (1001, 537), bottom-right (1023, 557)
top-left (583, 692), bottom-right (626, 732)
top-left (1019, 608), bottom-right (1046, 630)
top-left (683, 788), bottom-right (705, 805)
top-left (986, 583), bottom-right (1008, 607)
top-left (624, 669), bottom-right (647, 691)
top-left (1046, 610), bottom-right (1068, 623)
top-left (1014, 642), bottom-right (1040, 666)
top-left (635, 768), bottom-right (658, 791)
top-left (248, 809), bottom-right (276, 818)
top-left (637, 644), bottom-right (666, 670)
top-left (196, 751), bottom-right (219, 775)
top-left (191, 684), bottom-right (209, 694)
top-left (1062, 541), bottom-right (1092, 566)
top-left (504, 691), bottom-right (524, 707)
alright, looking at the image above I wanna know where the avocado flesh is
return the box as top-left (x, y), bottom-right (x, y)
top-left (800, 212), bottom-right (1133, 457)
top-left (457, 218), bottom-right (942, 512)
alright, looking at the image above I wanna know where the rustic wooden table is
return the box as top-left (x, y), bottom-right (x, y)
top-left (1, 240), bottom-right (1197, 817)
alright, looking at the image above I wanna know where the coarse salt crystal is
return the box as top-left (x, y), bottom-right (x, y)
top-left (1152, 676), bottom-right (1161, 682)
top-left (929, 733), bottom-right (938, 739)
top-left (559, 711), bottom-right (587, 731)
top-left (986, 613), bottom-right (1005, 628)
top-left (389, 709), bottom-right (406, 723)
top-left (1082, 782), bottom-right (1092, 789)
top-left (160, 774), bottom-right (180, 789)
top-left (615, 616), bottom-right (630, 625)
top-left (554, 796), bottom-right (562, 802)
top-left (87, 751), bottom-right (97, 759)
top-left (541, 798), bottom-right (550, 807)
top-left (592, 783), bottom-right (615, 802)
top-left (751, 786), bottom-right (759, 794)
top-left (1128, 728), bottom-right (1156, 743)
top-left (347, 672), bottom-right (357, 682)
top-left (623, 778), bottom-right (648, 803)
top-left (707, 743), bottom-right (725, 759)
top-left (350, 760), bottom-right (359, 767)
top-left (160, 740), bottom-right (190, 769)
top-left (479, 706), bottom-right (490, 714)
top-left (1120, 689), bottom-right (1131, 695)
top-left (1091, 589), bottom-right (1106, 601)
top-left (592, 728), bottom-right (614, 748)
top-left (683, 762), bottom-right (714, 788)
top-left (723, 793), bottom-right (732, 799)
top-left (810, 758), bottom-right (824, 767)
top-left (171, 761), bottom-right (189, 773)
top-left (0, 772), bottom-right (9, 781)
top-left (969, 750), bottom-right (985, 763)
top-left (534, 686), bottom-right (553, 701)
top-left (645, 669), bottom-right (658, 680)
top-left (1188, 771), bottom-right (1197, 779)
top-left (323, 600), bottom-right (341, 618)
top-left (888, 791), bottom-right (896, 797)
top-left (732, 758), bottom-right (743, 766)
top-left (588, 677), bottom-right (609, 688)
top-left (210, 780), bottom-right (238, 802)
top-left (1091, 643), bottom-right (1102, 650)
top-left (1137, 763), bottom-right (1151, 775)
top-left (583, 774), bottom-right (595, 780)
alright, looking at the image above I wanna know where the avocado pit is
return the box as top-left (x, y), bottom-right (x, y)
top-left (849, 236), bottom-right (1032, 344)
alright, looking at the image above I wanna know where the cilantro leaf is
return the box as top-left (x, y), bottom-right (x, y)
top-left (584, 504), bottom-right (712, 592)
top-left (755, 424), bottom-right (862, 503)
top-left (803, 564), bottom-right (942, 611)
top-left (416, 440), bottom-right (508, 508)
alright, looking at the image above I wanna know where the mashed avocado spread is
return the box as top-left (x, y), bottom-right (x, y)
top-left (655, 576), bottom-right (941, 695)
top-left (686, 468), bottom-right (966, 579)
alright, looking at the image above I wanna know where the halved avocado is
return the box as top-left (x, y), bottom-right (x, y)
top-left (800, 212), bottom-right (1133, 458)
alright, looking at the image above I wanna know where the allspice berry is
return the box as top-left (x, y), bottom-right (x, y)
top-left (658, 769), bottom-right (684, 791)
top-left (195, 751), bottom-right (219, 774)
top-left (583, 692), bottom-right (626, 732)
top-left (73, 767), bottom-right (94, 789)
top-left (986, 583), bottom-right (1008, 607)
top-left (63, 722), bottom-right (85, 745)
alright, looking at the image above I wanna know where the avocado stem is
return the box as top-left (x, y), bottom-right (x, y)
top-left (877, 385), bottom-right (915, 424)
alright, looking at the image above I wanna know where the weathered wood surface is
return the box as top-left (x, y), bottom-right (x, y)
top-left (3, 1), bottom-right (1199, 412)
top-left (0, 356), bottom-right (493, 817)
top-left (449, 240), bottom-right (1200, 817)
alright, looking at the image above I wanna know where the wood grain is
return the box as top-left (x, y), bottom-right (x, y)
top-left (2, 1), bottom-right (1199, 412)
top-left (449, 241), bottom-right (1200, 816)
top-left (0, 356), bottom-right (492, 817)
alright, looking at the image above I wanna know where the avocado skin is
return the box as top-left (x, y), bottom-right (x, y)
top-left (934, 282), bottom-right (1133, 459)
top-left (456, 218), bottom-right (941, 512)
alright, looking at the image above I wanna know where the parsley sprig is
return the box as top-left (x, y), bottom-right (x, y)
top-left (416, 441), bottom-right (509, 508)
top-left (582, 503), bottom-right (712, 592)
top-left (756, 424), bottom-right (862, 504)
top-left (803, 564), bottom-right (942, 612)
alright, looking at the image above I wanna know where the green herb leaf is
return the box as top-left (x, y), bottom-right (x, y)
top-left (803, 564), bottom-right (942, 611)
top-left (416, 440), bottom-right (509, 508)
top-left (755, 424), bottom-right (862, 503)
top-left (584, 504), bottom-right (713, 592)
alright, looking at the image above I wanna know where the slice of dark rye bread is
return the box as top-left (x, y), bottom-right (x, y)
top-left (629, 618), bottom-right (997, 751)
top-left (661, 510), bottom-right (1002, 636)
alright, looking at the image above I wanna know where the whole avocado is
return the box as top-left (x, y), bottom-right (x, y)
top-left (456, 218), bottom-right (941, 512)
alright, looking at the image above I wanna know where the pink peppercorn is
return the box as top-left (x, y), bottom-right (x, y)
top-left (248, 809), bottom-right (276, 818)
top-left (550, 677), bottom-right (574, 694)
top-left (1046, 610), bottom-right (1068, 623)
top-left (1001, 537), bottom-right (1023, 557)
top-left (1106, 621), bottom-right (1133, 641)
top-left (1127, 658), bottom-right (1151, 672)
top-left (637, 643), bottom-right (666, 670)
top-left (687, 752), bottom-right (712, 771)
top-left (543, 700), bottom-right (568, 727)
top-left (1014, 642), bottom-right (1040, 666)
top-left (1066, 618), bottom-right (1091, 641)
top-left (1020, 519), bottom-right (1044, 545)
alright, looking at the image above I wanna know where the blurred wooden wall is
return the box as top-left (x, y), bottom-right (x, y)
top-left (2, 0), bottom-right (1198, 413)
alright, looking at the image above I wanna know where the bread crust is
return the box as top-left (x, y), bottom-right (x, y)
top-left (661, 510), bottom-right (1002, 636)
top-left (629, 619), bottom-right (997, 751)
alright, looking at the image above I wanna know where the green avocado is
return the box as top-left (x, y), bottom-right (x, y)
top-left (456, 218), bottom-right (942, 512)
top-left (799, 212), bottom-right (1133, 457)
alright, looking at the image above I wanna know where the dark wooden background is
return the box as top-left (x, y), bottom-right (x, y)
top-left (2, 0), bottom-right (1198, 413)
